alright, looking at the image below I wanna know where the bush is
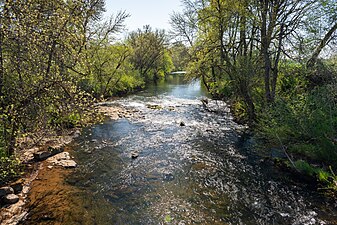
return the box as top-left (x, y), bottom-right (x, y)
top-left (257, 84), bottom-right (337, 165)
top-left (0, 154), bottom-right (23, 185)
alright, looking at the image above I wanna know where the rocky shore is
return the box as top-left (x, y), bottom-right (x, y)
top-left (0, 103), bottom-right (130, 225)
top-left (0, 129), bottom-right (80, 225)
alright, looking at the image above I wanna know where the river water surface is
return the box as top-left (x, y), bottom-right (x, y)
top-left (59, 76), bottom-right (336, 224)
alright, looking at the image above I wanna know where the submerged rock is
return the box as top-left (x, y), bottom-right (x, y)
top-left (71, 129), bottom-right (81, 138)
top-left (163, 173), bottom-right (174, 181)
top-left (146, 104), bottom-right (163, 110)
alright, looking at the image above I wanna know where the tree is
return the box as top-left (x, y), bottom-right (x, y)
top-left (72, 10), bottom-right (132, 98)
top-left (169, 42), bottom-right (190, 71)
top-left (169, 0), bottom-right (199, 47)
top-left (306, 0), bottom-right (337, 67)
top-left (171, 0), bottom-right (320, 121)
top-left (128, 25), bottom-right (174, 82)
top-left (187, 0), bottom-right (259, 122)
top-left (0, 0), bottom-right (106, 155)
top-left (258, 0), bottom-right (316, 102)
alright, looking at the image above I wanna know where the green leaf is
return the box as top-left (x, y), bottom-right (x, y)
top-left (164, 215), bottom-right (172, 223)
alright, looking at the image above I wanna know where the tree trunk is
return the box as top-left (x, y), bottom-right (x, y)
top-left (260, 0), bottom-right (272, 102)
top-left (239, 15), bottom-right (247, 57)
top-left (239, 81), bottom-right (255, 124)
top-left (0, 25), bottom-right (3, 100)
top-left (201, 73), bottom-right (210, 93)
top-left (7, 121), bottom-right (17, 156)
top-left (307, 21), bottom-right (337, 68)
top-left (271, 23), bottom-right (284, 100)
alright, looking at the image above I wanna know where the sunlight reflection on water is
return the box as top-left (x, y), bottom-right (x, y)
top-left (67, 76), bottom-right (336, 225)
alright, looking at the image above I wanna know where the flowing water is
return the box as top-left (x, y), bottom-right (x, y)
top-left (64, 75), bottom-right (336, 224)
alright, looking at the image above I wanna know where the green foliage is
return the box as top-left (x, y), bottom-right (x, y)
top-left (128, 26), bottom-right (173, 83)
top-left (48, 112), bottom-right (81, 129)
top-left (112, 73), bottom-right (145, 96)
top-left (169, 42), bottom-right (190, 71)
top-left (164, 215), bottom-right (173, 223)
top-left (294, 161), bottom-right (337, 193)
top-left (258, 80), bottom-right (337, 164)
top-left (0, 155), bottom-right (23, 184)
top-left (76, 42), bottom-right (146, 97)
top-left (295, 160), bottom-right (320, 176)
top-left (318, 167), bottom-right (337, 193)
top-left (278, 63), bottom-right (308, 97)
top-left (0, 0), bottom-right (108, 154)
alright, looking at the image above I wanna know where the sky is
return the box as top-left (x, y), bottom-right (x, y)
top-left (104, 0), bottom-right (182, 33)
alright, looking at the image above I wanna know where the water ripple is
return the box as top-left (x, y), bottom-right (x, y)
top-left (68, 81), bottom-right (336, 225)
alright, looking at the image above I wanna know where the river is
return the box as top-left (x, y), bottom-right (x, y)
top-left (24, 75), bottom-right (337, 224)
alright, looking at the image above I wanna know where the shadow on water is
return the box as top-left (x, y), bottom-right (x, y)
top-left (37, 75), bottom-right (336, 224)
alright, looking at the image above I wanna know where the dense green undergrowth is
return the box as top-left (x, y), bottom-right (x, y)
top-left (254, 61), bottom-right (337, 193)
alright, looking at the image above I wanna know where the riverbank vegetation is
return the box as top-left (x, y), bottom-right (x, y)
top-left (170, 0), bottom-right (337, 194)
top-left (0, 0), bottom-right (336, 196)
top-left (0, 0), bottom-right (179, 184)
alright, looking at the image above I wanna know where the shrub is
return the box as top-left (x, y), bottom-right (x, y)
top-left (0, 154), bottom-right (23, 184)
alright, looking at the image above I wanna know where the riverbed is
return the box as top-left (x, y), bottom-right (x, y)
top-left (23, 75), bottom-right (337, 224)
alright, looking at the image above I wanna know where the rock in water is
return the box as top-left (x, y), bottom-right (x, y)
top-left (180, 121), bottom-right (185, 126)
top-left (46, 152), bottom-right (77, 168)
top-left (59, 160), bottom-right (77, 168)
top-left (131, 151), bottom-right (139, 159)
top-left (163, 173), bottom-right (174, 181)
top-left (2, 194), bottom-right (19, 204)
top-left (201, 98), bottom-right (209, 105)
top-left (48, 152), bottom-right (71, 162)
top-left (0, 187), bottom-right (14, 197)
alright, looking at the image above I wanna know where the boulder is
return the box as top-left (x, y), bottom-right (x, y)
top-left (33, 146), bottom-right (64, 161)
top-left (47, 152), bottom-right (71, 162)
top-left (58, 160), bottom-right (77, 168)
top-left (0, 187), bottom-right (14, 197)
top-left (2, 194), bottom-right (19, 204)
top-left (33, 151), bottom-right (51, 161)
top-left (47, 152), bottom-right (77, 168)
top-left (167, 106), bottom-right (175, 111)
